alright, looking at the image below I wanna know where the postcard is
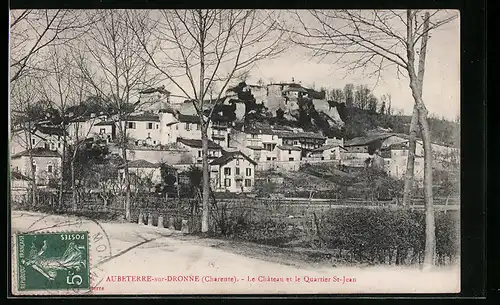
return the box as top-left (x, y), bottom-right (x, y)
top-left (9, 9), bottom-right (460, 295)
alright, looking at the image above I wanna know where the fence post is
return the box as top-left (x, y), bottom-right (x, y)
top-left (147, 213), bottom-right (153, 226)
top-left (138, 211), bottom-right (144, 225)
top-left (168, 217), bottom-right (175, 230)
top-left (181, 219), bottom-right (190, 234)
top-left (157, 215), bottom-right (164, 228)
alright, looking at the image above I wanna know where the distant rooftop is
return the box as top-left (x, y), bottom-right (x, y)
top-left (277, 145), bottom-right (301, 151)
top-left (124, 113), bottom-right (160, 122)
top-left (210, 151), bottom-right (257, 166)
top-left (311, 144), bottom-right (347, 153)
top-left (11, 147), bottom-right (61, 159)
top-left (177, 138), bottom-right (221, 149)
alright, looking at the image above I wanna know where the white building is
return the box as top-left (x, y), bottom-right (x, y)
top-left (122, 112), bottom-right (162, 147)
top-left (176, 138), bottom-right (224, 165)
top-left (11, 125), bottom-right (66, 156)
top-left (382, 145), bottom-right (425, 183)
top-left (10, 147), bottom-right (62, 186)
top-left (118, 159), bottom-right (163, 185)
top-left (210, 151), bottom-right (257, 193)
top-left (307, 144), bottom-right (347, 160)
top-left (10, 171), bottom-right (32, 202)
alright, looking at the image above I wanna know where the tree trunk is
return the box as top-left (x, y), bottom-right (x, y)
top-left (25, 128), bottom-right (37, 206)
top-left (123, 145), bottom-right (131, 221)
top-left (416, 105), bottom-right (435, 269)
top-left (403, 11), bottom-right (429, 207)
top-left (71, 159), bottom-right (77, 212)
top-left (408, 74), bottom-right (435, 269)
top-left (201, 130), bottom-right (210, 233)
top-left (58, 134), bottom-right (67, 210)
top-left (406, 10), bottom-right (435, 269)
top-left (402, 106), bottom-right (418, 206)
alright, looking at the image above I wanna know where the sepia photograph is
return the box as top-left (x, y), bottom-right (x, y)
top-left (9, 9), bottom-right (461, 295)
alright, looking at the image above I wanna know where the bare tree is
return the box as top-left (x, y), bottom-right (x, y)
top-left (128, 9), bottom-right (288, 232)
top-left (74, 10), bottom-right (160, 220)
top-left (288, 9), bottom-right (457, 268)
top-left (10, 77), bottom-right (50, 206)
top-left (37, 46), bottom-right (100, 211)
top-left (9, 9), bottom-right (95, 83)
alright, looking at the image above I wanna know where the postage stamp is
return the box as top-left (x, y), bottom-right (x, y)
top-left (16, 231), bottom-right (90, 292)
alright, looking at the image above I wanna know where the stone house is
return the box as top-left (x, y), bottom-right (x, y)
top-left (210, 151), bottom-right (257, 193)
top-left (10, 147), bottom-right (62, 186)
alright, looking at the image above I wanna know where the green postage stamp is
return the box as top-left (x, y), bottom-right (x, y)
top-left (16, 231), bottom-right (90, 291)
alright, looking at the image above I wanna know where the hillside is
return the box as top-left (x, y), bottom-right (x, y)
top-left (229, 82), bottom-right (460, 146)
top-left (255, 164), bottom-right (404, 200)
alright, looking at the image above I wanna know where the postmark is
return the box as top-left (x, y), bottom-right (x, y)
top-left (16, 231), bottom-right (90, 291)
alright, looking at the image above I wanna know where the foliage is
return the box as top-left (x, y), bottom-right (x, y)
top-left (319, 208), bottom-right (458, 265)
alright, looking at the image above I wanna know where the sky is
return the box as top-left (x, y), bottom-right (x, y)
top-left (10, 9), bottom-right (461, 121)
top-left (245, 11), bottom-right (461, 120)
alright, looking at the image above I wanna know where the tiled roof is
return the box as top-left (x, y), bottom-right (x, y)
top-left (177, 114), bottom-right (200, 123)
top-left (121, 159), bottom-right (159, 169)
top-left (124, 113), bottom-right (160, 122)
top-left (11, 148), bottom-right (61, 159)
top-left (210, 151), bottom-right (257, 166)
top-left (11, 171), bottom-right (32, 181)
top-left (311, 144), bottom-right (347, 152)
top-left (283, 87), bottom-right (308, 93)
top-left (274, 130), bottom-right (326, 140)
top-left (277, 145), bottom-right (301, 151)
top-left (246, 145), bottom-right (264, 150)
top-left (139, 86), bottom-right (170, 95)
top-left (36, 125), bottom-right (67, 136)
top-left (345, 134), bottom-right (397, 147)
top-left (177, 138), bottom-right (221, 149)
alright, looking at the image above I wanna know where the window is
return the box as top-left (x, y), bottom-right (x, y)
top-left (252, 134), bottom-right (258, 139)
top-left (185, 123), bottom-right (190, 130)
top-left (244, 179), bottom-right (252, 187)
top-left (32, 139), bottom-right (36, 145)
top-left (156, 124), bottom-right (159, 129)
top-left (293, 141), bottom-right (298, 145)
top-left (153, 140), bottom-right (156, 145)
top-left (196, 124), bottom-right (200, 130)
top-left (58, 143), bottom-right (61, 148)
top-left (246, 168), bottom-right (252, 176)
top-left (288, 150), bottom-right (291, 154)
top-left (147, 122), bottom-right (153, 129)
top-left (224, 167), bottom-right (231, 176)
top-left (198, 150), bottom-right (202, 158)
top-left (128, 122), bottom-right (136, 129)
top-left (176, 125), bottom-right (179, 130)
top-left (224, 178), bottom-right (231, 187)
top-left (236, 159), bottom-right (240, 166)
top-left (235, 167), bottom-right (240, 175)
top-left (32, 163), bottom-right (37, 173)
top-left (289, 157), bottom-right (294, 161)
top-left (47, 165), bottom-right (53, 173)
top-left (266, 157), bottom-right (271, 161)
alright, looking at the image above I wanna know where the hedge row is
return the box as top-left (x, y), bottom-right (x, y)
top-left (210, 205), bottom-right (459, 266)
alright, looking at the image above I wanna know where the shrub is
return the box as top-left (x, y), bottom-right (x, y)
top-left (319, 208), bottom-right (457, 265)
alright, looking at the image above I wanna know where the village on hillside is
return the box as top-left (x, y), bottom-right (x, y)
top-left (10, 80), bottom-right (460, 203)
